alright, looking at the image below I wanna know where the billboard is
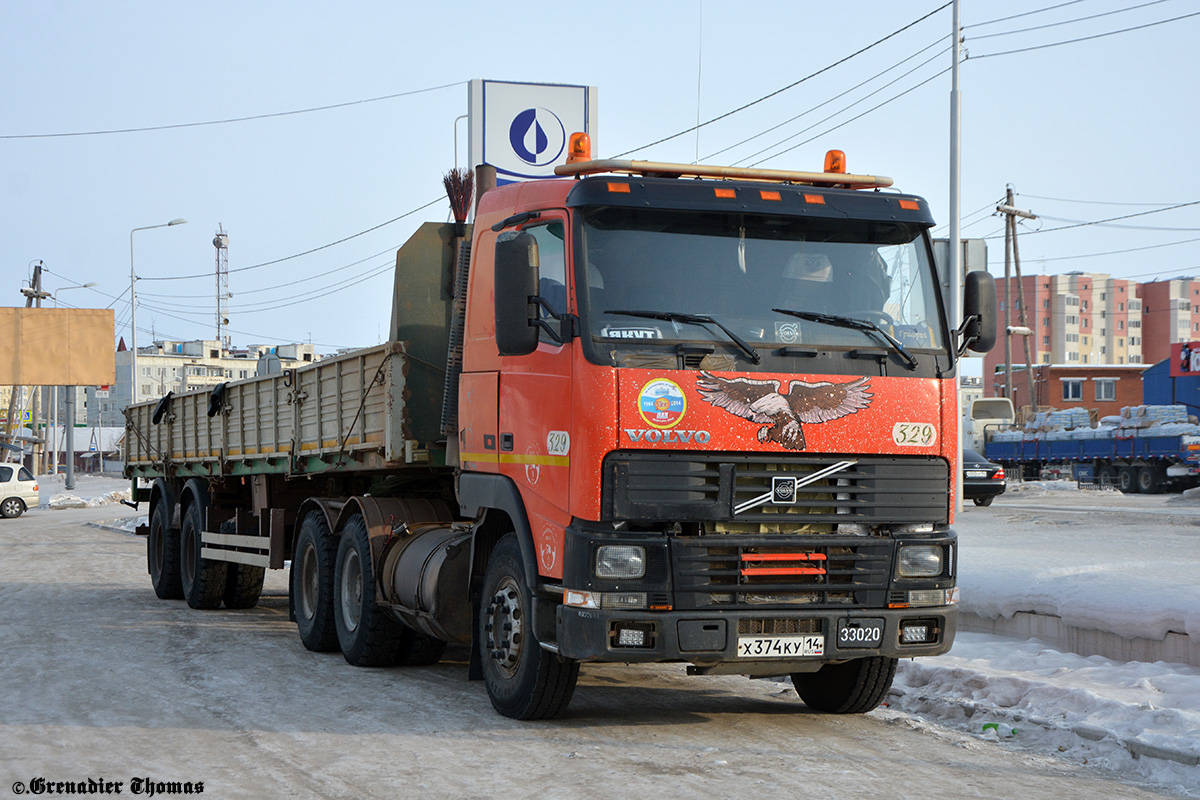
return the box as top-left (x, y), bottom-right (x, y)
top-left (0, 308), bottom-right (115, 385)
top-left (468, 79), bottom-right (598, 184)
top-left (1171, 341), bottom-right (1200, 377)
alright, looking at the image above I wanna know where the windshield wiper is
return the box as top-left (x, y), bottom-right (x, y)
top-left (771, 308), bottom-right (919, 371)
top-left (606, 310), bottom-right (761, 364)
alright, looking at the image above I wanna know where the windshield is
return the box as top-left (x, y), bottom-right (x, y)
top-left (576, 207), bottom-right (946, 363)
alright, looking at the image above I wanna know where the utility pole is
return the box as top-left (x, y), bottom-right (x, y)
top-left (18, 264), bottom-right (50, 472)
top-left (997, 189), bottom-right (1039, 415)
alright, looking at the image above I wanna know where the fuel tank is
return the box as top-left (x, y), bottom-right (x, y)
top-left (379, 523), bottom-right (473, 644)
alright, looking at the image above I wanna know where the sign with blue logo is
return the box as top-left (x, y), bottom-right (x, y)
top-left (469, 80), bottom-right (598, 184)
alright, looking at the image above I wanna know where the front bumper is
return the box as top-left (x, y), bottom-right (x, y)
top-left (556, 604), bottom-right (956, 674)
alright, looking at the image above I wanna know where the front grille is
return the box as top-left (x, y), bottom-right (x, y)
top-left (738, 618), bottom-right (822, 635)
top-left (672, 534), bottom-right (893, 610)
top-left (603, 452), bottom-right (949, 526)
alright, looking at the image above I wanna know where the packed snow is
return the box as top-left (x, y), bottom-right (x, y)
top-left (33, 474), bottom-right (1200, 797)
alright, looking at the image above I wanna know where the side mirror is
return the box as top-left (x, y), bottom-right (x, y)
top-left (494, 230), bottom-right (540, 356)
top-left (961, 271), bottom-right (997, 354)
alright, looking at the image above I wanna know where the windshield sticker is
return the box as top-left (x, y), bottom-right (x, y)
top-left (697, 372), bottom-right (872, 451)
top-left (638, 378), bottom-right (687, 429)
top-left (895, 325), bottom-right (931, 348)
top-left (775, 322), bottom-right (801, 344)
top-left (602, 326), bottom-right (662, 339)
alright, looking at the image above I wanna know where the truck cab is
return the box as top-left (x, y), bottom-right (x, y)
top-left (455, 148), bottom-right (996, 717)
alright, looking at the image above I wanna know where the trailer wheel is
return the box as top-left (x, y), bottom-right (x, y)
top-left (292, 511), bottom-right (339, 652)
top-left (224, 563), bottom-right (266, 609)
top-left (148, 499), bottom-right (183, 600)
top-left (1096, 465), bottom-right (1116, 488)
top-left (480, 534), bottom-right (579, 720)
top-left (792, 656), bottom-right (897, 714)
top-left (180, 500), bottom-right (228, 609)
top-left (1137, 463), bottom-right (1167, 495)
top-left (1118, 466), bottom-right (1140, 494)
top-left (334, 514), bottom-right (409, 666)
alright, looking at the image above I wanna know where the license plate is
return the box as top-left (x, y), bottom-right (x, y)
top-left (965, 470), bottom-right (987, 478)
top-left (737, 635), bottom-right (824, 658)
top-left (837, 618), bottom-right (884, 648)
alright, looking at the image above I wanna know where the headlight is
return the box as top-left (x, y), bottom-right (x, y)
top-left (897, 545), bottom-right (944, 578)
top-left (595, 545), bottom-right (646, 579)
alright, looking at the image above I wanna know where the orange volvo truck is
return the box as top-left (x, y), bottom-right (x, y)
top-left (126, 137), bottom-right (996, 720)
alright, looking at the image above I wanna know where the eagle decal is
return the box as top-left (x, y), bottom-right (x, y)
top-left (696, 371), bottom-right (872, 450)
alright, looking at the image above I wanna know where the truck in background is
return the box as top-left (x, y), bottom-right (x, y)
top-left (125, 137), bottom-right (996, 719)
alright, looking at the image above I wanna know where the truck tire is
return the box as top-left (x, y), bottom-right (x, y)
top-left (218, 518), bottom-right (265, 609)
top-left (792, 656), bottom-right (897, 714)
top-left (1096, 465), bottom-right (1116, 488)
top-left (148, 499), bottom-right (183, 600)
top-left (334, 514), bottom-right (410, 666)
top-left (1137, 464), bottom-right (1165, 495)
top-left (224, 563), bottom-right (266, 609)
top-left (1118, 466), bottom-right (1140, 494)
top-left (480, 534), bottom-right (579, 720)
top-left (180, 500), bottom-right (228, 609)
top-left (292, 511), bottom-right (339, 652)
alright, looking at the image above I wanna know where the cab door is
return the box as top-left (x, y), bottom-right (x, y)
top-left (497, 217), bottom-right (573, 579)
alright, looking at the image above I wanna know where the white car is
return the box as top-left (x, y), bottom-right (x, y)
top-left (0, 463), bottom-right (39, 518)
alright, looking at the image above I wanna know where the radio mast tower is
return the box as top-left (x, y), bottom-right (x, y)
top-left (213, 225), bottom-right (230, 350)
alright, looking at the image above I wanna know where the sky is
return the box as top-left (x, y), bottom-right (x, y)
top-left (4, 1), bottom-right (1199, 356)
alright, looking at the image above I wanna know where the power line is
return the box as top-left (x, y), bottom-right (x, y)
top-left (0, 81), bottom-right (465, 140)
top-left (727, 44), bottom-right (951, 166)
top-left (138, 197), bottom-right (442, 282)
top-left (966, 0), bottom-right (1091, 29)
top-left (987, 235), bottom-right (1200, 266)
top-left (1018, 193), bottom-right (1190, 207)
top-left (968, 10), bottom-right (1200, 59)
top-left (748, 66), bottom-right (951, 167)
top-left (968, 0), bottom-right (1177, 40)
top-left (702, 34), bottom-right (949, 162)
top-left (613, 2), bottom-right (952, 158)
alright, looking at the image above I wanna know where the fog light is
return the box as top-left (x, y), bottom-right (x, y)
top-left (611, 621), bottom-right (656, 649)
top-left (603, 592), bottom-right (647, 610)
top-left (900, 621), bottom-right (938, 644)
top-left (898, 545), bottom-right (943, 578)
top-left (617, 628), bottom-right (647, 647)
top-left (596, 545), bottom-right (646, 579)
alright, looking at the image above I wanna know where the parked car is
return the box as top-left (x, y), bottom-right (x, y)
top-left (0, 463), bottom-right (39, 518)
top-left (962, 449), bottom-right (1005, 507)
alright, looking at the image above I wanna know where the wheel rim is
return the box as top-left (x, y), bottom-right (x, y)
top-left (484, 576), bottom-right (524, 679)
top-left (299, 540), bottom-right (318, 621)
top-left (339, 547), bottom-right (362, 633)
top-left (2, 499), bottom-right (20, 516)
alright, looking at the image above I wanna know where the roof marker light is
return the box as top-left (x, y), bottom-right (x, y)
top-left (804, 194), bottom-right (826, 205)
top-left (607, 182), bottom-right (631, 194)
top-left (760, 190), bottom-right (782, 201)
top-left (714, 187), bottom-right (736, 199)
top-left (899, 199), bottom-right (920, 210)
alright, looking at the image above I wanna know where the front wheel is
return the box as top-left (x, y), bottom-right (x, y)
top-left (792, 656), bottom-right (897, 714)
top-left (479, 534), bottom-right (578, 720)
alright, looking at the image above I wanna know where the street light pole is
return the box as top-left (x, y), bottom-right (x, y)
top-left (130, 219), bottom-right (187, 407)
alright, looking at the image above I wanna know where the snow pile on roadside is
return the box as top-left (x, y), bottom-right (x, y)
top-left (47, 488), bottom-right (132, 509)
top-left (894, 634), bottom-right (1200, 797)
top-left (1006, 480), bottom-right (1080, 495)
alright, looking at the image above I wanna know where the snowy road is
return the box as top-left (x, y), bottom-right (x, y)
top-left (0, 479), bottom-right (1195, 799)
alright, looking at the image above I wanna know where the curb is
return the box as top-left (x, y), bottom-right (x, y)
top-left (889, 687), bottom-right (1200, 767)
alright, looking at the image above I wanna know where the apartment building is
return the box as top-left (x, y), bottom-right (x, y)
top-left (1138, 277), bottom-right (1200, 365)
top-left (88, 339), bottom-right (320, 426)
top-left (983, 272), bottom-right (1145, 398)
